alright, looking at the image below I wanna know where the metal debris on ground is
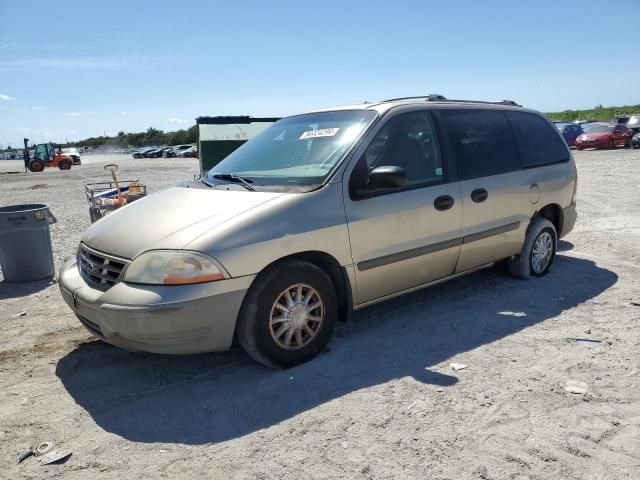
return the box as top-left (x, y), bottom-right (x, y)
top-left (450, 363), bottom-right (468, 371)
top-left (565, 380), bottom-right (588, 395)
top-left (497, 311), bottom-right (527, 317)
top-left (39, 450), bottom-right (72, 465)
top-left (17, 449), bottom-right (33, 464)
top-left (34, 442), bottom-right (53, 456)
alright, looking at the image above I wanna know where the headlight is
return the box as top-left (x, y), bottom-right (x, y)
top-left (123, 251), bottom-right (226, 285)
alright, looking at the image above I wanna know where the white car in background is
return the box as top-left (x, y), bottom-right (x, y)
top-left (178, 146), bottom-right (197, 158)
top-left (166, 144), bottom-right (194, 157)
top-left (62, 147), bottom-right (82, 165)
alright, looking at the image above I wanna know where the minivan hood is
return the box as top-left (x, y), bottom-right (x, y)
top-left (82, 186), bottom-right (284, 259)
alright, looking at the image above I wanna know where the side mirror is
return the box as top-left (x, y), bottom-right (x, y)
top-left (368, 166), bottom-right (407, 189)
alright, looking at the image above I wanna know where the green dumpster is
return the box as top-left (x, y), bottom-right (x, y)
top-left (197, 116), bottom-right (280, 173)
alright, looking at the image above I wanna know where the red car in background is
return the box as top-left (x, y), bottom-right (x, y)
top-left (575, 123), bottom-right (633, 150)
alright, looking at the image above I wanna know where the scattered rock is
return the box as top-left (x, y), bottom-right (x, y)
top-left (498, 311), bottom-right (527, 317)
top-left (435, 387), bottom-right (444, 392)
top-left (631, 302), bottom-right (640, 307)
top-left (565, 380), bottom-right (588, 395)
top-left (10, 311), bottom-right (27, 319)
top-left (584, 328), bottom-right (591, 335)
top-left (450, 363), bottom-right (468, 371)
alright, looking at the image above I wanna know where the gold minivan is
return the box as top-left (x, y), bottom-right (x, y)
top-left (59, 95), bottom-right (577, 367)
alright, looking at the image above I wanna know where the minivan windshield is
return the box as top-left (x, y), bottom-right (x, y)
top-left (207, 110), bottom-right (377, 189)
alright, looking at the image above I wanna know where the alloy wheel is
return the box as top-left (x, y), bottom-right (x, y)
top-left (531, 231), bottom-right (554, 274)
top-left (269, 283), bottom-right (324, 350)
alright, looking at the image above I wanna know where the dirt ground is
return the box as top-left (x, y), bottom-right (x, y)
top-left (0, 150), bottom-right (639, 479)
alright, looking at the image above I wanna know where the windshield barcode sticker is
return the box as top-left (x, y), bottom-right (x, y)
top-left (299, 128), bottom-right (339, 139)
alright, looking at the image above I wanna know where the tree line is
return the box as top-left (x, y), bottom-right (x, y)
top-left (65, 125), bottom-right (198, 149)
top-left (545, 104), bottom-right (640, 122)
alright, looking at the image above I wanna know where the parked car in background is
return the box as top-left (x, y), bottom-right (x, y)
top-left (62, 147), bottom-right (82, 165)
top-left (166, 144), bottom-right (194, 157)
top-left (179, 146), bottom-right (198, 158)
top-left (554, 122), bottom-right (583, 147)
top-left (133, 148), bottom-right (156, 158)
top-left (575, 123), bottom-right (633, 150)
top-left (631, 132), bottom-right (640, 149)
top-left (614, 114), bottom-right (640, 134)
top-left (58, 96), bottom-right (577, 367)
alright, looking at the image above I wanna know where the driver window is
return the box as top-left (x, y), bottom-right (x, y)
top-left (359, 111), bottom-right (444, 189)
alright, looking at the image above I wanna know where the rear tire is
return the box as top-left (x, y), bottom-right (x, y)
top-left (58, 159), bottom-right (72, 170)
top-left (508, 217), bottom-right (557, 279)
top-left (236, 260), bottom-right (337, 368)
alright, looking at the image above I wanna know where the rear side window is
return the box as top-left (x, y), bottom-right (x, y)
top-left (440, 109), bottom-right (520, 180)
top-left (506, 111), bottom-right (570, 168)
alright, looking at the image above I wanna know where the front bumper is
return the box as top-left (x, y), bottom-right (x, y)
top-left (58, 257), bottom-right (254, 354)
top-left (575, 139), bottom-right (607, 149)
top-left (561, 203), bottom-right (577, 239)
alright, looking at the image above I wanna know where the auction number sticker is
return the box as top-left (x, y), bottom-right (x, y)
top-left (299, 128), bottom-right (339, 139)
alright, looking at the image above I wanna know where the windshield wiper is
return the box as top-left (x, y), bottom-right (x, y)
top-left (212, 173), bottom-right (256, 192)
top-left (195, 175), bottom-right (214, 188)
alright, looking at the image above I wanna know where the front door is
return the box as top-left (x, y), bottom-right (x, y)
top-left (343, 110), bottom-right (463, 305)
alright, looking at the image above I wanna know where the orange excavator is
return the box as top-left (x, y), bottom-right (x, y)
top-left (23, 138), bottom-right (73, 172)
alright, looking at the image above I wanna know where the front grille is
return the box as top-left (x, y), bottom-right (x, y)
top-left (78, 243), bottom-right (128, 290)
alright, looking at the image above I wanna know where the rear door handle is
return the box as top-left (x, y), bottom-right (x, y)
top-left (471, 188), bottom-right (488, 203)
top-left (434, 195), bottom-right (454, 211)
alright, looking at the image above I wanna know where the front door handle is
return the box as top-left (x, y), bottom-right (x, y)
top-left (434, 195), bottom-right (454, 211)
top-left (471, 188), bottom-right (488, 203)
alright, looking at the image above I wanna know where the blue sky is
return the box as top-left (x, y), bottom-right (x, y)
top-left (1, 0), bottom-right (639, 147)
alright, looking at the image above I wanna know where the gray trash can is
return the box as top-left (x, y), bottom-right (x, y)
top-left (0, 204), bottom-right (57, 282)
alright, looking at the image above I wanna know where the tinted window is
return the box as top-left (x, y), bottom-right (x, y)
top-left (440, 109), bottom-right (520, 180)
top-left (359, 111), bottom-right (444, 187)
top-left (506, 111), bottom-right (570, 168)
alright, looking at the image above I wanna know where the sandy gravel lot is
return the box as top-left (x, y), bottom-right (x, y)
top-left (0, 150), bottom-right (639, 479)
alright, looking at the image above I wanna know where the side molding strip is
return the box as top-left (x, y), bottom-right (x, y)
top-left (356, 221), bottom-right (522, 272)
top-left (462, 221), bottom-right (520, 244)
top-left (357, 238), bottom-right (463, 271)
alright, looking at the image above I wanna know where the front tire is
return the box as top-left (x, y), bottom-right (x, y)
top-left (28, 159), bottom-right (44, 172)
top-left (236, 260), bottom-right (337, 368)
top-left (509, 217), bottom-right (557, 279)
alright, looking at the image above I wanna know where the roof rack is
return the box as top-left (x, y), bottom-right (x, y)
top-left (381, 94), bottom-right (448, 102)
top-left (380, 94), bottom-right (522, 107)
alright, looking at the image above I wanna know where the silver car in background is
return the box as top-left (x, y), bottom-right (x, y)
top-left (58, 95), bottom-right (577, 368)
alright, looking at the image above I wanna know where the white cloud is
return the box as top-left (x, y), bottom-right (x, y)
top-left (85, 111), bottom-right (96, 115)
top-left (63, 112), bottom-right (83, 117)
top-left (15, 108), bottom-right (27, 112)
top-left (0, 93), bottom-right (15, 101)
top-left (120, 111), bottom-right (128, 115)
top-left (169, 118), bottom-right (189, 124)
top-left (31, 106), bottom-right (44, 110)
